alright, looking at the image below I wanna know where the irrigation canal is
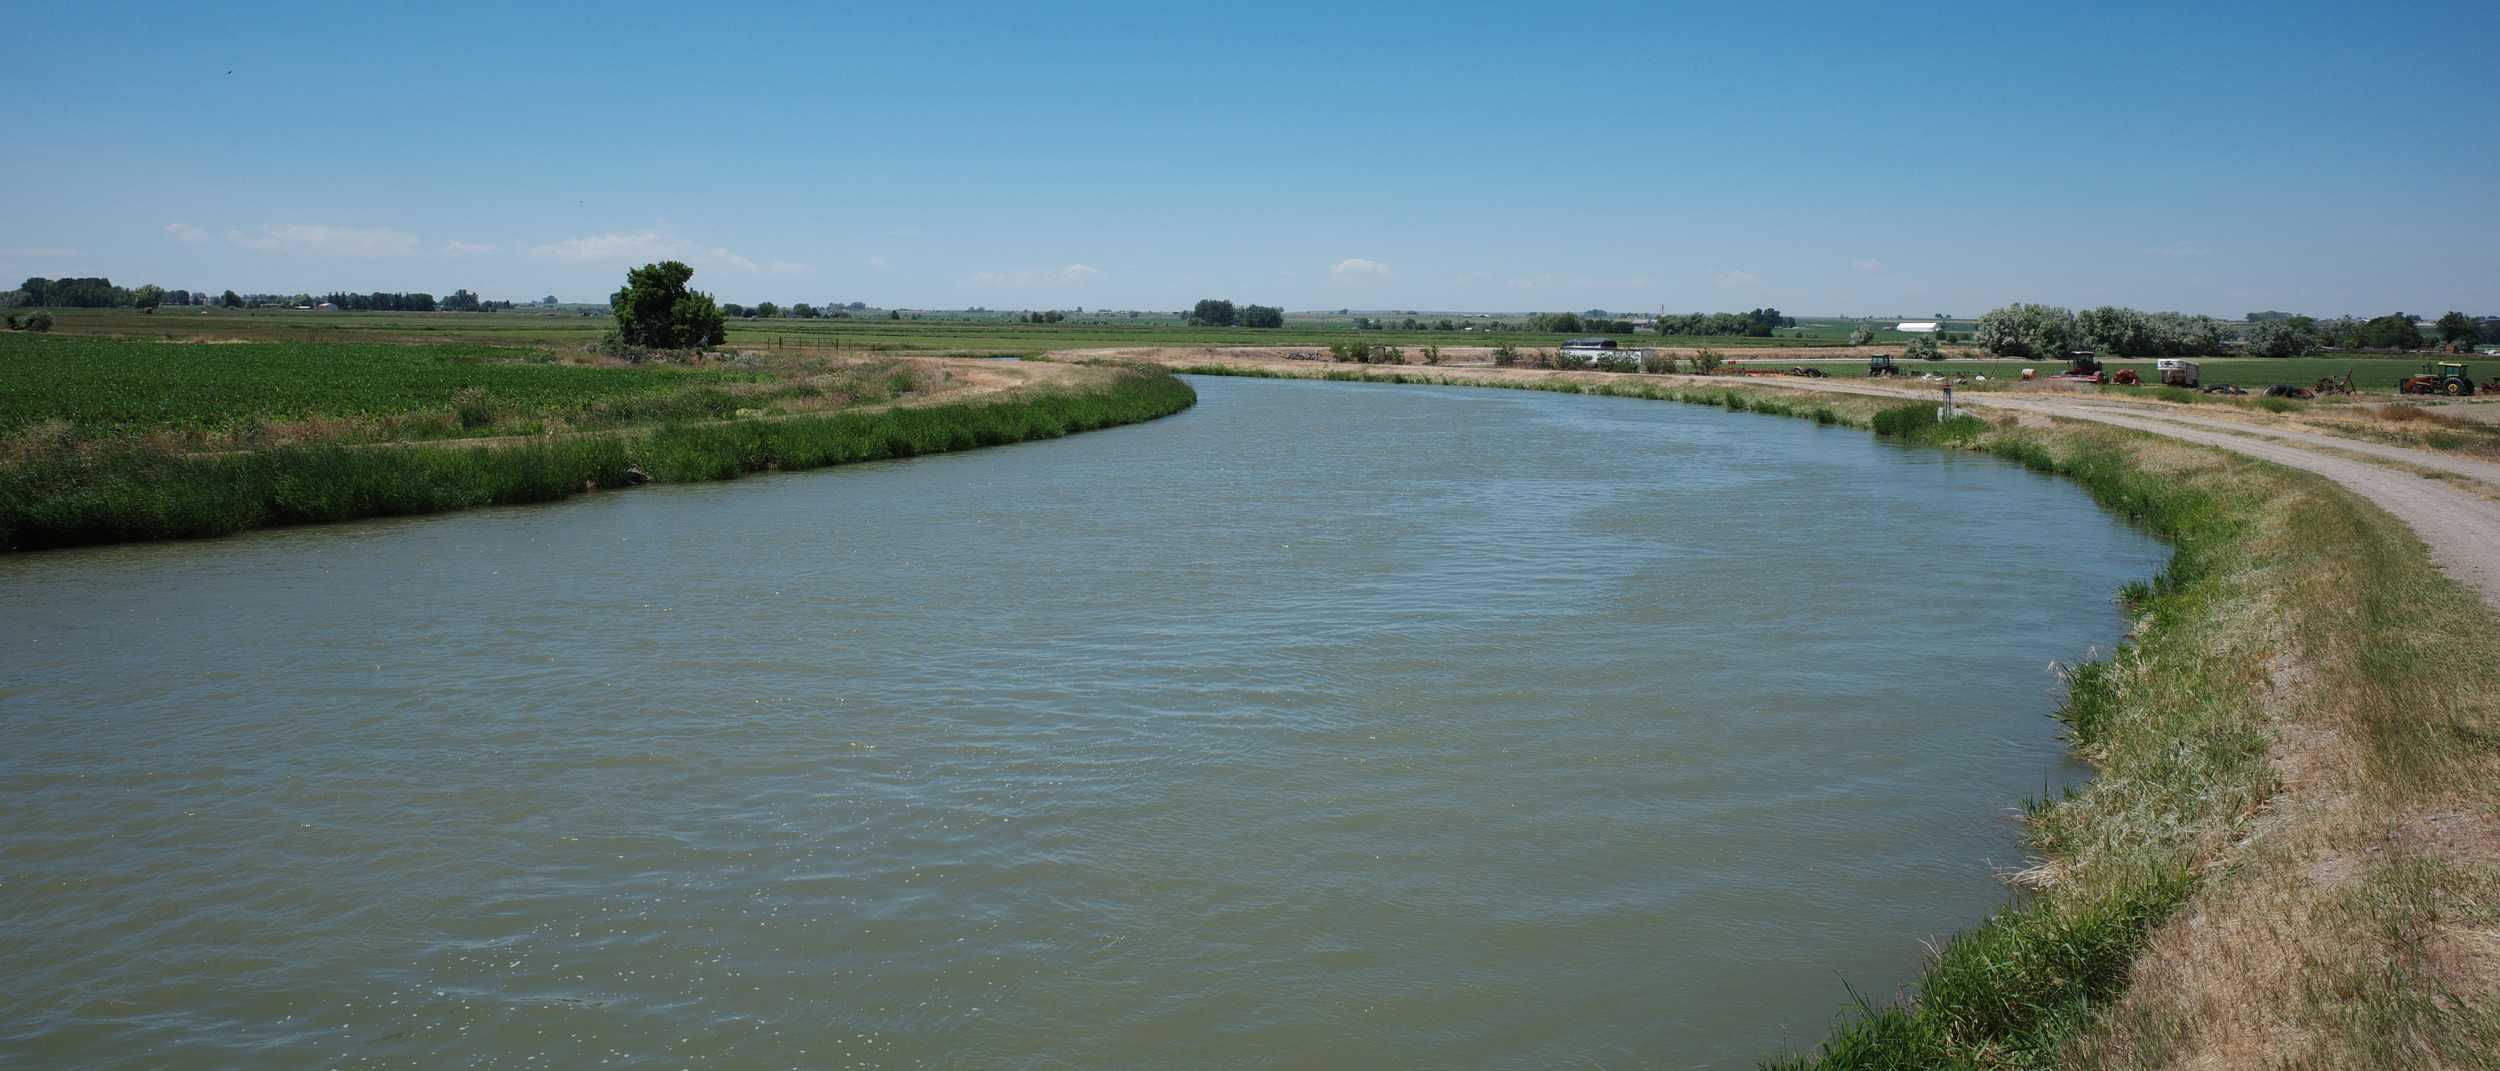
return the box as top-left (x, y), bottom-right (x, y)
top-left (1, 376), bottom-right (2168, 1069)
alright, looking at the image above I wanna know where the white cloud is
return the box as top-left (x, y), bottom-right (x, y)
top-left (2146, 241), bottom-right (2208, 257)
top-left (711, 249), bottom-right (760, 274)
top-left (524, 231), bottom-right (695, 263)
top-left (1852, 259), bottom-right (1881, 272)
top-left (441, 241), bottom-right (496, 257)
top-left (961, 264), bottom-right (1105, 288)
top-left (1452, 271), bottom-right (1490, 284)
top-left (1330, 258), bottom-right (1392, 281)
top-left (225, 223), bottom-right (421, 258)
top-left (868, 257), bottom-right (888, 269)
top-left (766, 261), bottom-right (807, 277)
top-left (1714, 270), bottom-right (1764, 289)
top-left (165, 223), bottom-right (207, 243)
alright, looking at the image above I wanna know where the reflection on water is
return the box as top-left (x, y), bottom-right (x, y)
top-left (0, 377), bottom-right (2164, 1068)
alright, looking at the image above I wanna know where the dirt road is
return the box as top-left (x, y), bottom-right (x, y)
top-left (1929, 393), bottom-right (2500, 610)
top-left (1706, 375), bottom-right (2500, 611)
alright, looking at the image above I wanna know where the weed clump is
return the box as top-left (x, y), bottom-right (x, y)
top-left (1870, 403), bottom-right (1987, 443)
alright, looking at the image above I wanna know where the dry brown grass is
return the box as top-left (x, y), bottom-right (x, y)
top-left (2051, 430), bottom-right (2500, 1069)
top-left (2375, 405), bottom-right (2473, 430)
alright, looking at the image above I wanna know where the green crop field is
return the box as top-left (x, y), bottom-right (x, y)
top-left (20, 309), bottom-right (2472, 396)
top-left (0, 333), bottom-right (767, 441)
top-left (1786, 318), bottom-right (1980, 343)
top-left (21, 306), bottom-right (1862, 354)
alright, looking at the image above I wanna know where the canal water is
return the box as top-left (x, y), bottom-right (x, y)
top-left (0, 377), bottom-right (2165, 1069)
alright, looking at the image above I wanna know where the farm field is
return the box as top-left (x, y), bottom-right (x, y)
top-left (0, 333), bottom-right (1199, 551)
top-left (1788, 317), bottom-right (1980, 343)
top-left (0, 333), bottom-right (925, 447)
top-left (20, 306), bottom-right (1855, 354)
top-left (17, 310), bottom-right (2472, 395)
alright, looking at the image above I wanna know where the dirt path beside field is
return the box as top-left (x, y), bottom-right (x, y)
top-left (2002, 399), bottom-right (2500, 608)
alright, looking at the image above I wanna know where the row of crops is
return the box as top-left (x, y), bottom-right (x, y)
top-left (0, 334), bottom-right (763, 439)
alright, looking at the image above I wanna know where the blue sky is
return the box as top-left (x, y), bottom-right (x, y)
top-left (3, 0), bottom-right (2492, 317)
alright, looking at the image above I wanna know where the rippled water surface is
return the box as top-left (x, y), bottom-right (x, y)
top-left (1, 377), bottom-right (2167, 1069)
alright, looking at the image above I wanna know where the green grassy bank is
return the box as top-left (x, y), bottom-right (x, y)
top-left (1774, 405), bottom-right (2500, 1068)
top-left (0, 365), bottom-right (1195, 552)
top-left (1178, 364), bottom-right (2500, 1067)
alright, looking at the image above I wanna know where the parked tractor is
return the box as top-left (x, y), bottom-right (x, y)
top-left (2047, 353), bottom-right (2108, 384)
top-left (2401, 361), bottom-right (2476, 396)
top-left (1868, 353), bottom-right (1901, 377)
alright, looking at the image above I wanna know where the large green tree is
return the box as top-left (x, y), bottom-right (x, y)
top-left (2245, 316), bottom-right (2318, 358)
top-left (2350, 314), bottom-right (2423, 350)
top-left (612, 261), bottom-right (728, 349)
top-left (2435, 311), bottom-right (2479, 346)
top-left (1975, 303), bottom-right (2079, 359)
top-left (1189, 299), bottom-right (1238, 327)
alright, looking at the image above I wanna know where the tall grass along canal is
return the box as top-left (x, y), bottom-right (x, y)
top-left (0, 375), bottom-right (2166, 1068)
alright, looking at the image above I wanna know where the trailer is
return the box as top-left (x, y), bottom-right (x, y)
top-left (2157, 359), bottom-right (2201, 388)
top-left (1559, 337), bottom-right (1619, 360)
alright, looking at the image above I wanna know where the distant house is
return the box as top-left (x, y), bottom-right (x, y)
top-left (1895, 321), bottom-right (1940, 333)
top-left (1560, 336), bottom-right (1619, 357)
top-left (316, 302), bottom-right (338, 311)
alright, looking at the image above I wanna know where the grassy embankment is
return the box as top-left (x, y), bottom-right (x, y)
top-left (1769, 403), bottom-right (2500, 1069)
top-left (1178, 362), bottom-right (2500, 1067)
top-left (0, 334), bottom-right (1195, 551)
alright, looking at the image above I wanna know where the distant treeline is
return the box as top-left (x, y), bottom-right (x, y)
top-left (1648, 309), bottom-right (1795, 337)
top-left (10, 278), bottom-right (216, 309)
top-left (1187, 300), bottom-right (1284, 328)
top-left (1523, 312), bottom-right (1637, 334)
top-left (723, 302), bottom-right (862, 319)
top-left (321, 292), bottom-right (438, 312)
top-left (5, 277), bottom-right (523, 313)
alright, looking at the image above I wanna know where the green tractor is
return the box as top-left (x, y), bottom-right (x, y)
top-left (1867, 353), bottom-right (1900, 378)
top-left (2401, 361), bottom-right (2476, 396)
